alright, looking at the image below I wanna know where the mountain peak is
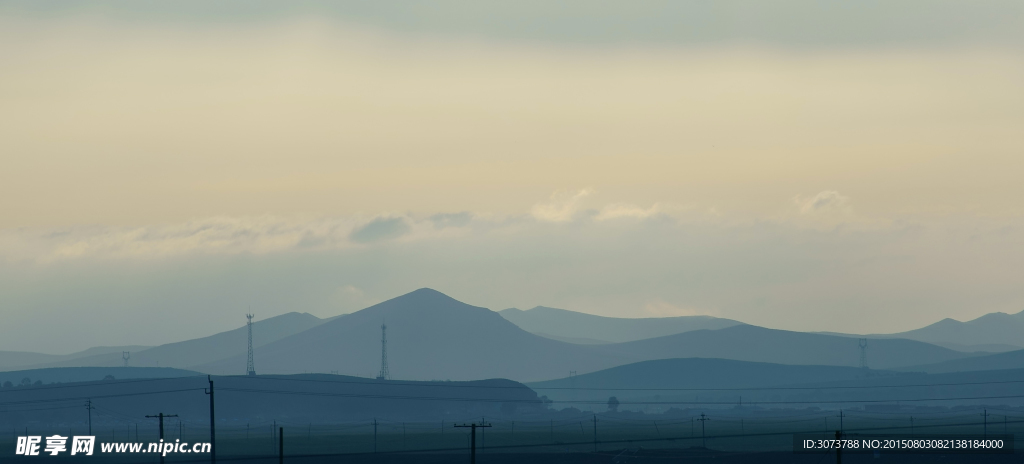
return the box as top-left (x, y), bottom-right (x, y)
top-left (392, 288), bottom-right (461, 304)
top-left (347, 288), bottom-right (491, 320)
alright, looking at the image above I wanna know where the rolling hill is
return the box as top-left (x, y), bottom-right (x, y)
top-left (194, 289), bottom-right (974, 382)
top-left (0, 345), bottom-right (151, 371)
top-left (499, 306), bottom-right (742, 344)
top-left (884, 310), bottom-right (1024, 349)
top-left (901, 348), bottom-right (1024, 374)
top-left (529, 358), bottom-right (883, 392)
top-left (194, 289), bottom-right (636, 381)
top-left (0, 366), bottom-right (200, 385)
top-left (610, 325), bottom-right (975, 371)
top-left (14, 312), bottom-right (324, 370)
top-left (529, 358), bottom-right (1024, 411)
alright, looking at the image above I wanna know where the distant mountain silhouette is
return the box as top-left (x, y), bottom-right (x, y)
top-left (195, 289), bottom-right (973, 381)
top-left (13, 312), bottom-right (323, 370)
top-left (195, 289), bottom-right (636, 381)
top-left (0, 345), bottom-right (151, 371)
top-left (883, 310), bottom-right (1024, 349)
top-left (609, 325), bottom-right (975, 371)
top-left (499, 306), bottom-right (742, 344)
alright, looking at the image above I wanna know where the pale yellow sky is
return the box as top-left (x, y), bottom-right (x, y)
top-left (2, 17), bottom-right (1022, 229)
top-left (1, 5), bottom-right (1023, 352)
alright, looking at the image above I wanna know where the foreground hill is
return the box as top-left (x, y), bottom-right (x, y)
top-left (0, 366), bottom-right (199, 385)
top-left (195, 289), bottom-right (635, 381)
top-left (16, 312), bottom-right (323, 370)
top-left (902, 348), bottom-right (1024, 374)
top-left (499, 306), bottom-right (742, 344)
top-left (0, 373), bottom-right (542, 426)
top-left (529, 358), bottom-right (1024, 411)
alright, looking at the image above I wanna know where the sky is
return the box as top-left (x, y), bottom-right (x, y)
top-left (1, 1), bottom-right (1023, 353)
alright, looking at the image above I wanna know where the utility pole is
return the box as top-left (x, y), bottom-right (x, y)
top-left (205, 375), bottom-right (216, 464)
top-left (910, 416), bottom-right (914, 436)
top-left (454, 422), bottom-right (491, 464)
top-left (982, 409), bottom-right (989, 438)
top-left (278, 427), bottom-right (283, 464)
top-left (835, 430), bottom-right (842, 464)
top-left (697, 413), bottom-right (710, 449)
top-left (836, 410), bottom-right (845, 433)
top-left (146, 413), bottom-right (179, 464)
top-left (373, 419), bottom-right (377, 453)
top-left (85, 400), bottom-right (95, 435)
top-left (592, 414), bottom-right (598, 451)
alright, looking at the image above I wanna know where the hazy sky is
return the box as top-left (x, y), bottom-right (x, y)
top-left (1, 1), bottom-right (1023, 353)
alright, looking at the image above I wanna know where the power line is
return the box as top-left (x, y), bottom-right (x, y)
top-left (8, 373), bottom-right (1024, 395)
top-left (0, 376), bottom-right (199, 394)
top-left (207, 373), bottom-right (1024, 392)
top-left (216, 386), bottom-right (1024, 406)
top-left (0, 388), bottom-right (205, 407)
top-left (137, 417), bottom-right (1024, 464)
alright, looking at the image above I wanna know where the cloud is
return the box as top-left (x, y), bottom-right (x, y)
top-left (530, 189), bottom-right (594, 222)
top-left (349, 216), bottom-right (412, 243)
top-left (429, 212), bottom-right (474, 229)
top-left (795, 190), bottom-right (850, 214)
top-left (595, 202), bottom-right (664, 221)
top-left (3, 206), bottom-right (1024, 353)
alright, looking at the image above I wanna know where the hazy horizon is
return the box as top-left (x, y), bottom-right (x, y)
top-left (2, 1), bottom-right (1023, 353)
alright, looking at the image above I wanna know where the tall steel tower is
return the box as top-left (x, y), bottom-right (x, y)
top-left (246, 314), bottom-right (256, 376)
top-left (122, 351), bottom-right (130, 368)
top-left (376, 323), bottom-right (390, 380)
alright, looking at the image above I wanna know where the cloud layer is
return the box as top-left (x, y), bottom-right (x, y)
top-left (2, 194), bottom-right (1023, 353)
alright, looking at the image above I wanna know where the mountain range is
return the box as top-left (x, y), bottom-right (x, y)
top-left (0, 345), bottom-right (151, 370)
top-left (5, 288), bottom-right (1022, 383)
top-left (5, 312), bottom-right (322, 371)
top-left (181, 289), bottom-right (973, 381)
top-left (883, 310), bottom-right (1024, 350)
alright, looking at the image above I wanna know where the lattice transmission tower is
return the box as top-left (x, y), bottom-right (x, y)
top-left (246, 313), bottom-right (256, 376)
top-left (376, 323), bottom-right (390, 380)
top-left (122, 351), bottom-right (130, 368)
top-left (859, 338), bottom-right (868, 369)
